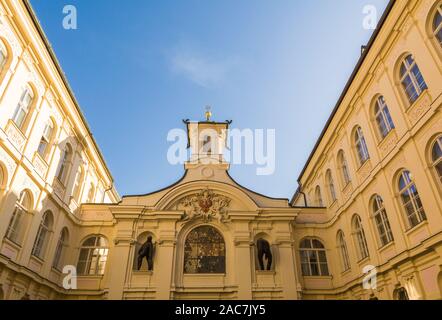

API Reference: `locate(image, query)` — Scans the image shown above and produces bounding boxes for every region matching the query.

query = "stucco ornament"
[179,188,231,223]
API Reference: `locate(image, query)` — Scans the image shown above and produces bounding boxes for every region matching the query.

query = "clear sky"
[29,0,389,199]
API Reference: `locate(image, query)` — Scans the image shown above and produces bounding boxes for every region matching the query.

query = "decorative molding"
[53,178,66,199]
[32,152,48,178]
[379,131,398,159]
[5,120,25,151]
[178,188,231,223]
[357,160,372,182]
[0,147,17,180]
[0,17,21,56]
[407,92,431,124]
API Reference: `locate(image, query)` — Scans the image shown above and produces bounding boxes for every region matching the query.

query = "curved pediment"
[156,181,259,215]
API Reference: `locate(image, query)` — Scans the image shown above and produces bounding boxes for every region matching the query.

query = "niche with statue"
[254,234,275,271]
[133,232,156,272]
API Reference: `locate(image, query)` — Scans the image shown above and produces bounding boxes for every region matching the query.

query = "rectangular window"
[12,89,33,130]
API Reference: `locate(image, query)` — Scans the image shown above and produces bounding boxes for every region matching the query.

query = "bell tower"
[183,107,231,170]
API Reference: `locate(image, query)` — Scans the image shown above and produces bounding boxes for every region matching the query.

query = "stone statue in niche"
[137,236,154,271]
[257,238,273,271]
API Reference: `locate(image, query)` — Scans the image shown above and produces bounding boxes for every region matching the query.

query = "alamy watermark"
[362,265,377,290]
[167,127,276,176]
[362,5,378,30]
[62,265,77,290]
[63,5,77,30]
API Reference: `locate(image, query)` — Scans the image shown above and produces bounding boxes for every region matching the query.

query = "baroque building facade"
[0,0,441,300]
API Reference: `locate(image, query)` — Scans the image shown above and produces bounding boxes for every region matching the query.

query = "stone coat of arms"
[179,188,231,223]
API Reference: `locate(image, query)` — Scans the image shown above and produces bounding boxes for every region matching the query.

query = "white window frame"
[77,236,109,276]
[338,151,351,186]
[337,231,351,272]
[399,170,427,229]
[355,127,370,166]
[432,137,442,185]
[372,195,394,247]
[374,96,395,139]
[352,215,370,261]
[37,120,54,160]
[5,191,31,245]
[52,229,68,270]
[433,5,442,47]
[12,87,33,130]
[399,55,427,104]
[0,42,7,72]
[299,238,329,277]
[326,170,337,203]
[32,212,52,259]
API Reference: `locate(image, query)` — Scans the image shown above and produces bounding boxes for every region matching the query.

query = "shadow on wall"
[0,136,87,300]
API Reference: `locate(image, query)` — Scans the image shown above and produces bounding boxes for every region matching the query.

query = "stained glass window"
[184,226,225,274]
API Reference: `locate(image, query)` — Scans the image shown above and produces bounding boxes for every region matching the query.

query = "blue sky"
[30,0,389,199]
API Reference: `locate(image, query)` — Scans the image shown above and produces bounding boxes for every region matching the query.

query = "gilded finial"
[205,105,212,122]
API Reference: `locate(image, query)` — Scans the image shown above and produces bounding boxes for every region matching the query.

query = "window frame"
[326,169,337,203]
[371,195,394,247]
[432,4,442,48]
[76,236,109,276]
[37,119,55,161]
[431,136,442,187]
[337,231,351,272]
[373,96,395,140]
[12,86,34,131]
[299,238,330,277]
[398,170,427,229]
[71,166,85,203]
[184,225,226,274]
[5,190,32,245]
[314,185,324,207]
[31,211,53,260]
[399,54,428,105]
[56,143,73,185]
[354,127,370,166]
[52,228,69,271]
[338,150,351,187]
[351,214,370,261]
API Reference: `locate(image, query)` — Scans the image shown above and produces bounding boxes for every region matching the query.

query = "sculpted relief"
[177,188,231,223]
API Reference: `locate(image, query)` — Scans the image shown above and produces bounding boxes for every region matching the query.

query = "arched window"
[53,228,69,270]
[12,86,33,130]
[398,170,427,228]
[72,167,84,202]
[326,170,337,203]
[394,287,409,300]
[202,135,212,155]
[299,238,329,276]
[5,190,32,245]
[351,215,369,260]
[86,183,95,203]
[0,40,7,74]
[431,136,442,185]
[433,4,442,47]
[338,150,351,186]
[32,211,53,259]
[399,54,428,104]
[337,231,351,272]
[374,96,395,139]
[315,186,324,207]
[184,226,225,274]
[354,127,370,166]
[0,164,5,190]
[372,195,394,247]
[77,236,109,276]
[37,119,55,160]
[56,144,73,184]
